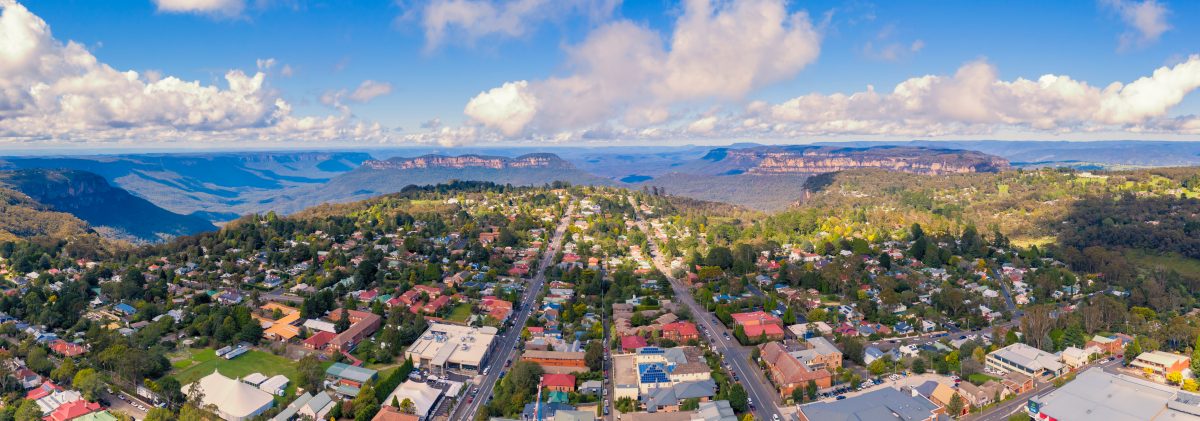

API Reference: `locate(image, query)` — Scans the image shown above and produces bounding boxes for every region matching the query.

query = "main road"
[628,197,784,421]
[454,201,576,421]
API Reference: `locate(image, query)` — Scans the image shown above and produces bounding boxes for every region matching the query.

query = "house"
[693,400,738,421]
[1000,371,1035,395]
[48,340,86,357]
[1060,347,1094,369]
[661,322,700,342]
[1086,335,1123,355]
[759,342,832,399]
[957,380,1009,408]
[272,391,336,421]
[791,337,843,371]
[542,374,576,393]
[579,380,603,396]
[621,335,649,353]
[730,311,785,340]
[43,400,104,421]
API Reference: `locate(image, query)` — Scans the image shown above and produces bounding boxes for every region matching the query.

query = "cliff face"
[363,153,574,171]
[713,146,1010,175]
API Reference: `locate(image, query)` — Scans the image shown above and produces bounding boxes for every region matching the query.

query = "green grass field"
[171,348,300,389]
[968,373,998,385]
[1125,249,1200,279]
[445,302,473,323]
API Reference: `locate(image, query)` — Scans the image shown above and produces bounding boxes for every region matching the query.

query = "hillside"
[263,153,611,214]
[0,169,216,242]
[0,151,370,221]
[0,185,91,242]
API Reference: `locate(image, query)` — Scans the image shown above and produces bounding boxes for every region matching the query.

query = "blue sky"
[3,0,1200,148]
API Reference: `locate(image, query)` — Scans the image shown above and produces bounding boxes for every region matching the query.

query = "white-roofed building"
[405,323,498,375]
[382,380,444,421]
[242,373,268,387]
[259,374,289,396]
[986,343,1066,378]
[36,390,82,414]
[303,319,337,333]
[1028,367,1200,421]
[183,370,275,421]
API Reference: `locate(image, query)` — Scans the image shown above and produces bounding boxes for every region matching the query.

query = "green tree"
[585,340,604,371]
[144,408,175,421]
[1191,335,1200,377]
[727,382,748,412]
[911,358,926,374]
[296,354,325,393]
[336,308,351,333]
[72,368,104,402]
[946,393,964,418]
[15,400,41,421]
[1125,340,1142,365]
[806,380,818,401]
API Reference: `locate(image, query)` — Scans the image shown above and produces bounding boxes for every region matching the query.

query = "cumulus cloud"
[1102,0,1171,50]
[463,0,821,137]
[152,0,245,17]
[0,0,389,145]
[412,0,620,51]
[740,56,1200,136]
[349,80,393,103]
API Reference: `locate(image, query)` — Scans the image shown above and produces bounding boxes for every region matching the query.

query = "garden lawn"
[967,373,998,385]
[445,303,473,323]
[171,348,300,388]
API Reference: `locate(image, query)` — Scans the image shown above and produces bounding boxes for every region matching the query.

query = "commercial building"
[521,350,588,373]
[182,371,275,421]
[1131,351,1192,379]
[405,323,498,375]
[1027,367,1200,420]
[985,343,1066,378]
[797,387,940,421]
[1087,335,1124,355]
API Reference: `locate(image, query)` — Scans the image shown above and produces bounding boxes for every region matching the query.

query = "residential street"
[453,203,575,421]
[628,199,785,421]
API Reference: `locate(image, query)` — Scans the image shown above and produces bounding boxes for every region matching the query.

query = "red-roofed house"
[620,335,649,353]
[423,295,451,314]
[759,342,832,398]
[527,327,545,337]
[541,374,576,392]
[412,285,443,298]
[731,311,785,341]
[662,322,700,342]
[49,340,86,358]
[43,399,103,421]
[303,331,336,351]
[481,296,513,321]
[25,381,62,401]
[396,290,421,307]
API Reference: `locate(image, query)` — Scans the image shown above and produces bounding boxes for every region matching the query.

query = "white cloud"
[742,56,1200,136]
[1102,0,1171,50]
[463,0,822,137]
[349,80,393,103]
[0,0,391,145]
[463,80,538,136]
[412,0,620,51]
[152,0,245,17]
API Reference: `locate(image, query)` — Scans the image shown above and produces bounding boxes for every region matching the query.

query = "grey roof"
[1032,368,1200,421]
[642,379,718,410]
[326,362,377,383]
[914,381,940,398]
[799,387,939,421]
[693,400,737,421]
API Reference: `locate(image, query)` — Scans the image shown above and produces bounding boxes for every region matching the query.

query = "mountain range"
[0,169,215,242]
[10,140,1197,236]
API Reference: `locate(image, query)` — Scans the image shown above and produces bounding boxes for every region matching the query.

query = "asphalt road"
[628,199,784,421]
[454,202,575,421]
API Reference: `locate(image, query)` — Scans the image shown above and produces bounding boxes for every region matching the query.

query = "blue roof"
[114,303,136,314]
[638,346,664,355]
[638,362,671,384]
